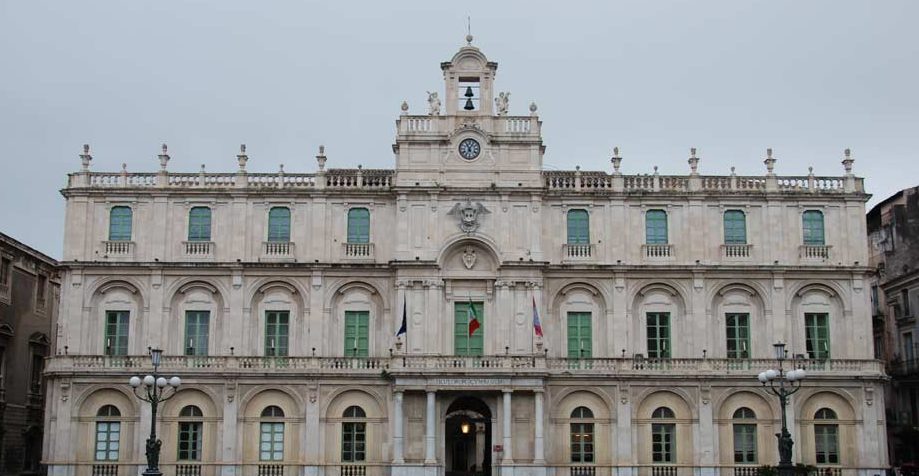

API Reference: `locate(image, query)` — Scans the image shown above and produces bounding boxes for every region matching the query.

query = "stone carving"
[495,92,510,115]
[448,200,490,233]
[426,91,441,116]
[462,247,477,269]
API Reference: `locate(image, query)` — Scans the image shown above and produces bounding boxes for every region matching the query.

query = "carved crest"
[462,247,477,269]
[448,200,490,233]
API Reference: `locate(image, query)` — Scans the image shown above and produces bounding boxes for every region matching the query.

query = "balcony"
[563,243,595,261]
[102,240,134,258]
[721,244,752,259]
[642,244,673,259]
[343,242,374,260]
[261,241,295,261]
[800,244,831,261]
[183,241,214,258]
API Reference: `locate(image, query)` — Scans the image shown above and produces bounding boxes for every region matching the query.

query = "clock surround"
[458,138,481,160]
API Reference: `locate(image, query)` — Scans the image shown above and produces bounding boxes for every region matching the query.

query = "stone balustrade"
[721,244,752,259]
[183,241,214,257]
[396,115,539,136]
[343,242,374,259]
[102,240,134,256]
[800,244,832,260]
[563,243,594,260]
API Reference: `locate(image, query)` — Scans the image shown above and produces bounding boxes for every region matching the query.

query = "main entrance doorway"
[445,396,492,476]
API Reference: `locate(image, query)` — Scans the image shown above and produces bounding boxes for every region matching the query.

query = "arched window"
[723,210,747,245]
[95,405,121,461]
[259,406,285,461]
[802,210,825,246]
[342,406,366,462]
[651,407,676,464]
[567,209,590,245]
[347,208,370,244]
[108,207,133,241]
[732,407,757,463]
[814,408,839,464]
[267,207,291,242]
[178,405,203,461]
[188,207,212,242]
[645,210,668,245]
[570,406,594,463]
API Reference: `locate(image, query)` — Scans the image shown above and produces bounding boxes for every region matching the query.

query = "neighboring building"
[867,186,919,466]
[0,232,59,476]
[44,40,887,476]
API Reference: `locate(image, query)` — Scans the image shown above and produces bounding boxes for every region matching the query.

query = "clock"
[458,138,481,160]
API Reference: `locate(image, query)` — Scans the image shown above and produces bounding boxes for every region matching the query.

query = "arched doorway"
[445,396,492,476]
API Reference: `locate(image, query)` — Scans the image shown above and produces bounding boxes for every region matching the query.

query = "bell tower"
[442,35,498,116]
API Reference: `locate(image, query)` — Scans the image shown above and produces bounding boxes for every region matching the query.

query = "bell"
[464,98,475,110]
[464,86,474,98]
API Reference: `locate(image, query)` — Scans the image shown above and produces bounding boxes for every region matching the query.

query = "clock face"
[458,138,481,160]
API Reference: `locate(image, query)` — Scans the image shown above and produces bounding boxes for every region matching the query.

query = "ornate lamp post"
[128,348,181,476]
[757,342,807,476]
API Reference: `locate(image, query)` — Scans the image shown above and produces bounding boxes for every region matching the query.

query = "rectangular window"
[647,312,671,358]
[341,422,366,462]
[264,311,290,356]
[733,424,757,463]
[30,353,43,393]
[104,311,130,356]
[177,422,203,461]
[108,206,133,241]
[36,274,47,306]
[95,421,121,461]
[570,422,594,463]
[646,210,668,245]
[726,313,751,359]
[259,422,284,461]
[805,313,830,359]
[267,207,291,242]
[184,311,210,356]
[904,332,915,362]
[567,312,592,358]
[724,210,747,244]
[344,311,369,357]
[803,210,825,246]
[188,207,212,242]
[814,424,839,464]
[567,210,590,245]
[347,208,371,244]
[902,290,911,317]
[651,423,675,463]
[454,301,484,356]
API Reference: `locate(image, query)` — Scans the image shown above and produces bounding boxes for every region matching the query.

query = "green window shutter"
[567,312,592,358]
[177,422,202,461]
[347,208,370,244]
[566,209,590,245]
[805,313,830,359]
[803,210,825,245]
[724,210,747,244]
[184,311,210,356]
[188,207,212,242]
[733,423,757,463]
[647,312,671,358]
[267,207,291,242]
[108,207,133,241]
[104,311,130,356]
[646,210,668,245]
[454,302,484,356]
[259,422,285,461]
[726,313,751,359]
[342,422,366,462]
[265,311,290,356]
[95,422,121,461]
[344,311,370,357]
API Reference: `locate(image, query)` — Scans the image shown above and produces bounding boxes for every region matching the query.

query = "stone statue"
[145,438,162,470]
[776,431,793,463]
[495,92,510,115]
[426,91,441,116]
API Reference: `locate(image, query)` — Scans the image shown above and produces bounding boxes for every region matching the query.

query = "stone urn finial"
[611,146,622,175]
[688,147,700,175]
[529,102,538,116]
[400,101,409,115]
[237,144,248,172]
[80,143,92,172]
[158,143,170,171]
[764,148,776,175]
[316,145,327,172]
[842,148,854,175]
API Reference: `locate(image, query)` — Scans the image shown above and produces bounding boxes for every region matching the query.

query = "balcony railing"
[91,464,119,476]
[722,244,752,259]
[102,241,134,257]
[800,245,831,261]
[256,464,285,476]
[343,242,374,259]
[176,464,202,476]
[262,241,294,260]
[339,465,367,476]
[563,243,594,260]
[731,466,758,476]
[183,241,214,257]
[643,244,673,259]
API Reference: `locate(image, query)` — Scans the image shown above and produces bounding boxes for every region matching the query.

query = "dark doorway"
[445,396,492,476]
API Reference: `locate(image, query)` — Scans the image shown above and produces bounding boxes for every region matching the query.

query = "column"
[393,390,405,464]
[502,390,514,463]
[534,390,545,463]
[425,390,436,463]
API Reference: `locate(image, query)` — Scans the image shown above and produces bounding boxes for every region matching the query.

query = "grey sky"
[1,0,917,259]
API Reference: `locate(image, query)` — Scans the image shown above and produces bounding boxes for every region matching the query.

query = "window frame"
[346,207,371,244]
[645,209,669,245]
[567,312,592,359]
[726,313,751,359]
[646,312,671,359]
[177,405,204,462]
[723,210,747,245]
[569,406,595,463]
[805,312,831,359]
[344,310,370,357]
[814,408,839,465]
[264,311,290,357]
[187,207,212,242]
[184,311,210,356]
[732,407,757,464]
[454,301,484,356]
[267,207,291,243]
[104,311,130,356]
[108,206,133,242]
[651,407,676,464]
[341,406,367,462]
[802,210,826,246]
[259,406,285,462]
[566,209,590,245]
[94,405,122,462]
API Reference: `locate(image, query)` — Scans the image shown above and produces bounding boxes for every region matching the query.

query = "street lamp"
[757,342,806,476]
[129,348,181,476]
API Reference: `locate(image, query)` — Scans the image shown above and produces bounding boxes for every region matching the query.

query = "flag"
[396,297,407,337]
[532,296,543,337]
[467,298,481,336]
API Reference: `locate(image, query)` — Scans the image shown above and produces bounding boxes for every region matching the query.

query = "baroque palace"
[44,40,886,476]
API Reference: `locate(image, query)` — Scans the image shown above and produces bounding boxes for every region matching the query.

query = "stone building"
[43,40,887,476]
[1,232,59,475]
[867,186,919,466]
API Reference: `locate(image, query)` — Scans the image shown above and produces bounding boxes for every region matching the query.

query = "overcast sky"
[1,0,917,259]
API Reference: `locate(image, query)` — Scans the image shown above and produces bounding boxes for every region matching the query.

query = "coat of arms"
[448,200,490,233]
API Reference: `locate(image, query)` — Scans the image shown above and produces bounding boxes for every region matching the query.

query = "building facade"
[44,42,886,476]
[1,232,59,476]
[867,186,919,466]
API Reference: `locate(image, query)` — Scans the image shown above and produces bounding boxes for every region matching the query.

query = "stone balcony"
[342,242,375,260]
[261,241,295,261]
[101,240,134,258]
[182,241,214,258]
[562,243,594,261]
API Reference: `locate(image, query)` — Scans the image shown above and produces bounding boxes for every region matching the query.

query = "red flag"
[467,300,480,336]
[532,296,544,337]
